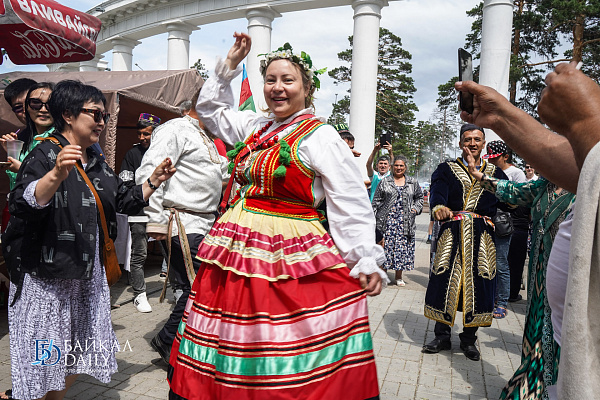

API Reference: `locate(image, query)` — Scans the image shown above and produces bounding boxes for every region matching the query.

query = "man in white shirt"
[483,141,527,183]
[136,90,229,365]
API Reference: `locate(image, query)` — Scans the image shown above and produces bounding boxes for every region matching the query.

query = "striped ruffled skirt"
[167,205,380,400]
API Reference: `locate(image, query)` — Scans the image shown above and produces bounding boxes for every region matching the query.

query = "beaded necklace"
[249,121,276,149]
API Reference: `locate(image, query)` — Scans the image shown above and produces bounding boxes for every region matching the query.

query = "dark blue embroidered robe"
[424,158,508,327]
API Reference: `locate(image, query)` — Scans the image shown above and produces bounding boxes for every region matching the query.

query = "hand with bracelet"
[432,204,453,221]
[142,157,176,200]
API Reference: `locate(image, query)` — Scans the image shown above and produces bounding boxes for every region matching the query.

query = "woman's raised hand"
[225,32,252,71]
[54,145,82,181]
[149,157,176,185]
[142,158,176,201]
[463,146,484,181]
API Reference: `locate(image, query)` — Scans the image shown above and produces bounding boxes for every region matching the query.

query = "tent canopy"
[0,69,203,213]
[0,69,204,169]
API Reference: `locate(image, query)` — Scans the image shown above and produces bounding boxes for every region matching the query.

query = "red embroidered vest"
[231,119,324,220]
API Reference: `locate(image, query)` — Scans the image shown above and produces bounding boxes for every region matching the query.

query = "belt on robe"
[442,211,494,228]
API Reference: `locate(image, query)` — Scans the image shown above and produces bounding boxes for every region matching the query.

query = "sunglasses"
[80,108,110,124]
[525,166,532,169]
[11,103,24,113]
[27,98,50,111]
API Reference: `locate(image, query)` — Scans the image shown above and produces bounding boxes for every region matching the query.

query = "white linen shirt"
[196,58,385,271]
[136,116,229,236]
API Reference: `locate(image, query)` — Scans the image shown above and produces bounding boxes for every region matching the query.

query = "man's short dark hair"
[49,80,106,134]
[376,155,390,163]
[504,145,514,163]
[460,123,485,139]
[136,120,156,130]
[338,131,355,142]
[4,78,37,106]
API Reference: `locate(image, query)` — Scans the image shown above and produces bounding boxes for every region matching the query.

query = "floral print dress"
[382,184,415,271]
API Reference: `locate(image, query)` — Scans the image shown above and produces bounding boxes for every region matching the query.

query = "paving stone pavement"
[0,213,528,399]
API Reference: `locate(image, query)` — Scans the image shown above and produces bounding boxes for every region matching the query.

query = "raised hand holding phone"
[458,48,474,114]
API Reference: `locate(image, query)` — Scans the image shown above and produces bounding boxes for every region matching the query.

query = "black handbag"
[493,210,514,237]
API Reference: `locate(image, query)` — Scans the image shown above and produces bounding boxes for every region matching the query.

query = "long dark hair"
[22,82,55,151]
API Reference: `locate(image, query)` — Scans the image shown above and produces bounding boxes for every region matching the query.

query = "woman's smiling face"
[263,59,308,122]
[27,88,53,133]
[393,159,407,178]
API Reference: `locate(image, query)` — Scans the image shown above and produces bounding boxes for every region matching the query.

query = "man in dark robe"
[423,124,507,361]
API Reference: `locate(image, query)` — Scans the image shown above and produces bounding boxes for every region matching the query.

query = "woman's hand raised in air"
[225,32,252,71]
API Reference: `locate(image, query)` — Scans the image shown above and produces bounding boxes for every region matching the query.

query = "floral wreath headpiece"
[259,43,327,90]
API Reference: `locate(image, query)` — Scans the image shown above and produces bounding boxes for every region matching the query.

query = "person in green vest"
[1,82,55,190]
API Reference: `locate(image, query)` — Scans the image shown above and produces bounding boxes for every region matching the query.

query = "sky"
[1,0,481,124]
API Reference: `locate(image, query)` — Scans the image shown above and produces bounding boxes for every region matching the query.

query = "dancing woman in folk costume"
[167,32,387,400]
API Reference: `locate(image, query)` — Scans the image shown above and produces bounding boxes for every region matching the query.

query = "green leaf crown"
[259,43,327,90]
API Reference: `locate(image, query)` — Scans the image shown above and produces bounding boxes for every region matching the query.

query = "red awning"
[0,0,101,65]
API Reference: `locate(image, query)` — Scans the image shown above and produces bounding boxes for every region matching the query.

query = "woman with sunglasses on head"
[168,33,386,400]
[3,80,176,400]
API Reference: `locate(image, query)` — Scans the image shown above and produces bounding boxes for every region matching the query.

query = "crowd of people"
[0,29,599,400]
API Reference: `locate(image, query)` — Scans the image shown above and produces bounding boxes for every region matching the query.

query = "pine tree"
[538,0,600,82]
[191,58,209,80]
[328,27,418,153]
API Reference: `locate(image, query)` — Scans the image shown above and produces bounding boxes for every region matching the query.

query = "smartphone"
[379,132,391,147]
[458,48,474,114]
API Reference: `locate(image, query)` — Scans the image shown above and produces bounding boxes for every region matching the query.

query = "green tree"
[328,27,418,152]
[538,0,600,82]
[465,0,600,117]
[428,77,463,162]
[465,1,553,117]
[191,58,209,80]
[327,95,350,125]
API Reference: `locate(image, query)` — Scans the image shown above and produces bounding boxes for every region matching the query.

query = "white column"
[479,0,514,142]
[349,0,387,178]
[79,54,106,71]
[166,22,197,70]
[46,63,79,72]
[246,7,280,111]
[111,37,140,71]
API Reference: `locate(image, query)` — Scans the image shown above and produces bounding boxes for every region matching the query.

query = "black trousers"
[508,227,529,299]
[434,321,478,346]
[157,233,204,347]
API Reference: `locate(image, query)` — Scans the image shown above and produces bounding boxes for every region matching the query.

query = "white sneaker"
[134,292,152,313]
[396,279,406,287]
